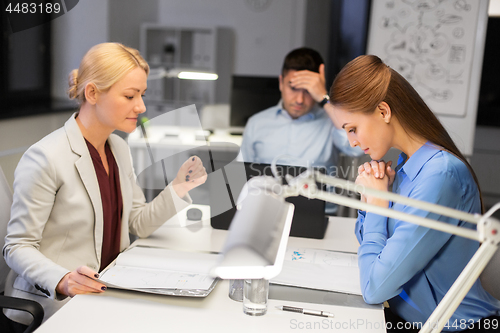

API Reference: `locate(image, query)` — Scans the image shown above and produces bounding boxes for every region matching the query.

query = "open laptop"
[209,162,328,239]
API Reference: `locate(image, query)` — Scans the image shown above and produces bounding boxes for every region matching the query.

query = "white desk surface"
[36,205,386,333]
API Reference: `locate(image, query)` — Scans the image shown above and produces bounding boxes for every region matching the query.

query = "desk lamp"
[213,165,500,333]
[211,175,295,280]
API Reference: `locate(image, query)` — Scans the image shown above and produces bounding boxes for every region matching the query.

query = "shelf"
[140,24,218,113]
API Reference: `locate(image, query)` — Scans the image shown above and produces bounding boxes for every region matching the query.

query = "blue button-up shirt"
[355,143,500,330]
[239,102,362,175]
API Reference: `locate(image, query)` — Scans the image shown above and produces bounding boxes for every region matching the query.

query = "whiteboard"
[366,0,489,155]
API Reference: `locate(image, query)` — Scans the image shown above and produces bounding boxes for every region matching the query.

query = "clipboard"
[99,246,221,297]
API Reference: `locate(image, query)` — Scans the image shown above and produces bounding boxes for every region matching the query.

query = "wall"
[108,0,159,50]
[51,0,109,100]
[304,0,331,64]
[156,0,307,77]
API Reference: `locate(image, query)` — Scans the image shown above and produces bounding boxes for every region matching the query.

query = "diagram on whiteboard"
[367,0,482,117]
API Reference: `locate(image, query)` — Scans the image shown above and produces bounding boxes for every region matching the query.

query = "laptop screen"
[209,162,328,239]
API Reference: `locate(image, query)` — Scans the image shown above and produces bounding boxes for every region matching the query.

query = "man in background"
[240,47,362,175]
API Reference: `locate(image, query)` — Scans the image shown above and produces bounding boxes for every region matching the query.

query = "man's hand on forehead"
[289,64,327,103]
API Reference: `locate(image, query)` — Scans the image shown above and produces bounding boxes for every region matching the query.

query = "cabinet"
[140,24,217,123]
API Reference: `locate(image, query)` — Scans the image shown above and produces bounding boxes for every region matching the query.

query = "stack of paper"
[271,247,362,295]
[99,246,221,297]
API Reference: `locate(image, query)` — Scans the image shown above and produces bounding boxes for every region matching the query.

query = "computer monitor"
[229,76,281,127]
[210,162,328,239]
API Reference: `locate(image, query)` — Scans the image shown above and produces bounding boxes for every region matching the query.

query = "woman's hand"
[358,160,395,186]
[355,160,395,208]
[171,156,207,198]
[56,266,106,297]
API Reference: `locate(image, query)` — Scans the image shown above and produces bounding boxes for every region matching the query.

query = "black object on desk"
[210,162,328,239]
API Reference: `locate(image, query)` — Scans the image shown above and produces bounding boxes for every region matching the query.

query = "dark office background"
[1,0,499,128]
[476,17,500,127]
[0,11,52,119]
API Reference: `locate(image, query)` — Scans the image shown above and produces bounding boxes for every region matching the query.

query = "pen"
[276,305,335,318]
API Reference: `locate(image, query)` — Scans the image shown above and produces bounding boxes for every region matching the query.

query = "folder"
[99,246,220,297]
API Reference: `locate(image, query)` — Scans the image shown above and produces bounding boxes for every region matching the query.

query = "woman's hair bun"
[67,69,79,100]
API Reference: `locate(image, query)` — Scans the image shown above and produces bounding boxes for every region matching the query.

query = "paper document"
[99,246,221,296]
[271,248,362,295]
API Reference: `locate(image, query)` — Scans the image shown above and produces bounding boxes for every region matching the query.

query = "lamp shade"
[211,176,294,280]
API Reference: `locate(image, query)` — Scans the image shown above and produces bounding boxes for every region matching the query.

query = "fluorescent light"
[148,68,219,81]
[177,71,218,80]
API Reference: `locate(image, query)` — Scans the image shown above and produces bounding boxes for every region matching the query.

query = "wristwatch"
[319,94,330,108]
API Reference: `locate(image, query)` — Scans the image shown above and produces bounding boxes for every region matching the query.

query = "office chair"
[480,237,500,300]
[0,167,44,333]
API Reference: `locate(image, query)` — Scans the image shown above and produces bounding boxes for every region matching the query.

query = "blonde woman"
[3,43,207,327]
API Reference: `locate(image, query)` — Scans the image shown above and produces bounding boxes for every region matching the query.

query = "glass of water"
[228,279,244,301]
[243,279,269,316]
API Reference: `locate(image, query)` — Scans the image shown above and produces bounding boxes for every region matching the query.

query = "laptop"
[209,162,329,239]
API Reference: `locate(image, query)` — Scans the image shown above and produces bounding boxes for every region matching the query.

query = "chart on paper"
[271,248,361,295]
[290,248,358,267]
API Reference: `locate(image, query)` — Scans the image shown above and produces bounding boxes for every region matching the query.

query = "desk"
[35,205,386,333]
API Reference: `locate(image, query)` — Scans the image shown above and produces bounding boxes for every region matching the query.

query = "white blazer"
[3,114,191,324]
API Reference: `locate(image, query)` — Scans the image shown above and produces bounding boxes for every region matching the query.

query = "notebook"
[209,162,329,239]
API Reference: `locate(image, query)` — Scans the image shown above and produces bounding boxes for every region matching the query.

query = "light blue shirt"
[240,102,362,174]
[355,143,500,330]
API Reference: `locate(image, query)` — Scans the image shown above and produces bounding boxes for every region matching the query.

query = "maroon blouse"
[85,139,123,271]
